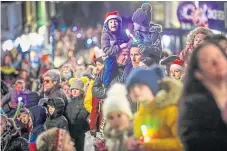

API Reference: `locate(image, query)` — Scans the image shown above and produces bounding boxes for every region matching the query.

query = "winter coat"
[44,84,68,109]
[134,78,183,151]
[84,79,94,113]
[45,98,69,131]
[90,97,103,131]
[2,134,29,151]
[29,105,47,143]
[92,64,126,99]
[66,96,89,138]
[101,25,129,57]
[134,23,162,63]
[104,121,134,151]
[178,90,227,151]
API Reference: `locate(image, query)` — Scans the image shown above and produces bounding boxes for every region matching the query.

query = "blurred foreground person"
[0,114,29,151]
[178,41,227,151]
[126,66,183,151]
[36,128,75,151]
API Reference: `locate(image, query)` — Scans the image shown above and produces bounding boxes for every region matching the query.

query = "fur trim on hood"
[154,78,183,108]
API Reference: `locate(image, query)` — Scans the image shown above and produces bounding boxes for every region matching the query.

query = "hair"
[15,79,25,88]
[183,40,226,97]
[17,108,30,118]
[187,27,213,48]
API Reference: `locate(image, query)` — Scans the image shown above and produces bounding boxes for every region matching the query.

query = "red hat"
[170,59,184,71]
[104,11,122,24]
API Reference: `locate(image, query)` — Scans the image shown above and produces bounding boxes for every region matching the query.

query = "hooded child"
[132,3,162,64]
[45,97,69,130]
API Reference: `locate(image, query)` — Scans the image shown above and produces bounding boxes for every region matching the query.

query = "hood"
[149,23,162,33]
[30,105,47,127]
[48,97,65,118]
[154,78,183,108]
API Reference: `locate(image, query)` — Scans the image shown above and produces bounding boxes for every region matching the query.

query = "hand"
[125,137,142,150]
[9,101,18,108]
[120,43,128,49]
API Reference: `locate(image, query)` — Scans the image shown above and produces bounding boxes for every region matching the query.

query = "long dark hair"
[183,41,227,97]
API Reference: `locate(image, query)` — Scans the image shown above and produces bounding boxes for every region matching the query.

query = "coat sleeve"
[144,106,183,151]
[92,76,107,99]
[58,117,69,131]
[84,80,94,113]
[1,91,11,105]
[101,32,121,56]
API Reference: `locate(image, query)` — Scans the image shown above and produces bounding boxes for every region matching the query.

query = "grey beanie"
[70,79,84,91]
[132,3,152,27]
[43,69,61,84]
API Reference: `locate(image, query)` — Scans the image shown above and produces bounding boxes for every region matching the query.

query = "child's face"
[193,33,206,49]
[170,68,183,80]
[48,105,55,115]
[107,111,130,132]
[129,84,154,104]
[108,19,119,32]
[71,89,82,97]
[18,113,30,125]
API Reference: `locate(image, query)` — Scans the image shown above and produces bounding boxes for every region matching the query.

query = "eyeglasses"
[43,79,52,84]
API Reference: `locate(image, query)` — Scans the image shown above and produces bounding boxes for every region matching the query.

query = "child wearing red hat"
[101,11,129,88]
[170,59,185,81]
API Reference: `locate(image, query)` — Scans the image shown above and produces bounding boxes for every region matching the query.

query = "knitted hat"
[140,57,155,67]
[132,3,152,27]
[170,59,184,72]
[104,11,122,24]
[70,79,84,91]
[36,128,68,151]
[43,69,61,84]
[103,83,132,119]
[126,65,165,96]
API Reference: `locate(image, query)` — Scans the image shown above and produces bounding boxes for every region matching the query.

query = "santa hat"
[103,83,132,119]
[170,59,184,72]
[104,11,122,24]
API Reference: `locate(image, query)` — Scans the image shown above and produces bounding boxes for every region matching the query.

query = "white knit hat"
[102,83,133,119]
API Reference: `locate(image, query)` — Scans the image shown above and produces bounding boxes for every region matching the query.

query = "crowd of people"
[1,3,227,151]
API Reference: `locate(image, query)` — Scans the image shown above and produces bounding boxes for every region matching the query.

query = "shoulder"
[149,23,162,33]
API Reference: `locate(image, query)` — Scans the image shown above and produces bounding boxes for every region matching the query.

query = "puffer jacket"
[66,96,89,139]
[84,79,94,113]
[45,97,68,131]
[134,78,183,151]
[101,24,129,57]
[134,23,162,63]
[92,64,126,99]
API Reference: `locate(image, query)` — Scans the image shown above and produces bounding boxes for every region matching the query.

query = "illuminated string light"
[76,33,82,38]
[87,38,93,45]
[2,40,14,51]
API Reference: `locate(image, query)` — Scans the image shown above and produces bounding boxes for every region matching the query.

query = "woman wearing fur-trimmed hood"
[125,66,183,151]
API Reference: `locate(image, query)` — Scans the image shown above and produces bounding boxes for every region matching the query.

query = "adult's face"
[116,48,129,65]
[95,62,104,74]
[196,44,227,81]
[130,47,142,67]
[43,76,56,92]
